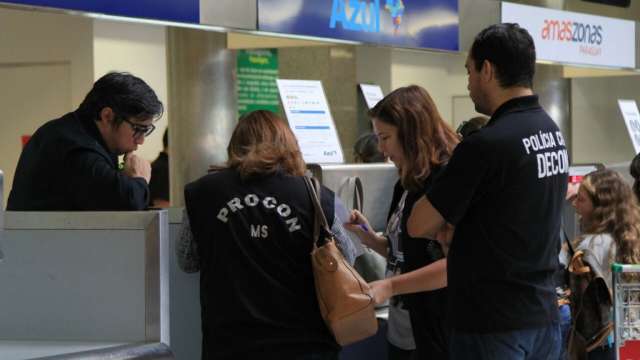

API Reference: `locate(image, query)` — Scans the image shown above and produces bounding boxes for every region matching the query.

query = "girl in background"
[569,169,640,360]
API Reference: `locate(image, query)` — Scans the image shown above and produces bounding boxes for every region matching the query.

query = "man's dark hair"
[77,72,164,125]
[162,128,168,149]
[470,23,536,88]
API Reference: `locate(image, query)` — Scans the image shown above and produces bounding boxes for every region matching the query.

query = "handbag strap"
[336,176,364,212]
[303,176,332,248]
[352,176,364,213]
[563,229,575,257]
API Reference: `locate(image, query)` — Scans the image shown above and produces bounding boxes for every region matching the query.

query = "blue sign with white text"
[258,0,458,51]
[0,0,199,23]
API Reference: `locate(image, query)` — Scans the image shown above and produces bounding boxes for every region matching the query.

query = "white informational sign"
[618,99,640,154]
[359,84,385,109]
[502,2,635,69]
[276,79,344,164]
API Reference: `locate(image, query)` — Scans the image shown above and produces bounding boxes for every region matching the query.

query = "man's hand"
[123,152,151,183]
[369,279,393,305]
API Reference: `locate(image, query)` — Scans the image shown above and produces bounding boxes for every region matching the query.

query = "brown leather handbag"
[303,176,378,346]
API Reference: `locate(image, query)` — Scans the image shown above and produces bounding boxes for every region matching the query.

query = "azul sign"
[502,2,635,68]
[330,0,381,33]
[258,0,458,51]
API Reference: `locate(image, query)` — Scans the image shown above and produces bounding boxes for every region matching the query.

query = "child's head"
[575,169,640,265]
[576,170,634,228]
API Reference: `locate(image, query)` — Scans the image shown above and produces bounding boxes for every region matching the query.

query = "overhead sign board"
[501,2,635,69]
[258,0,459,51]
[0,0,199,23]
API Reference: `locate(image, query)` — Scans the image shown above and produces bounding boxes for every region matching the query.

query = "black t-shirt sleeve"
[426,137,490,225]
[66,149,149,210]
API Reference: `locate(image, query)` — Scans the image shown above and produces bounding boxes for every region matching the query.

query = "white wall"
[0,7,93,203]
[572,75,640,164]
[356,46,392,95]
[390,49,482,127]
[0,8,94,106]
[93,20,168,162]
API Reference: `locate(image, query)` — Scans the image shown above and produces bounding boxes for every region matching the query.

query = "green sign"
[237,49,280,116]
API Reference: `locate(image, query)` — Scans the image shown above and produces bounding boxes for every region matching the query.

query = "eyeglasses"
[123,118,155,138]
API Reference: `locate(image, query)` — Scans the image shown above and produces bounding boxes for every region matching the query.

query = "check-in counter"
[0,163,396,359]
[307,163,398,232]
[307,164,396,360]
[0,210,170,360]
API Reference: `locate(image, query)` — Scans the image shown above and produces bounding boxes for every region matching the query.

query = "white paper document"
[618,99,640,154]
[277,79,344,164]
[359,84,384,109]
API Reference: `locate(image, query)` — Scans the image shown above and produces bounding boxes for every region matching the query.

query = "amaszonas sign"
[502,2,635,69]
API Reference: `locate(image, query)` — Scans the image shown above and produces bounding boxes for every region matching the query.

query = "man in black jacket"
[7,72,163,211]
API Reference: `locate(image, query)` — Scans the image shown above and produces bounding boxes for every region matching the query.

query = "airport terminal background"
[1,0,640,358]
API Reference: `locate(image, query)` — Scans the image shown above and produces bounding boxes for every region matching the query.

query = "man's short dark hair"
[470,23,536,88]
[77,72,164,125]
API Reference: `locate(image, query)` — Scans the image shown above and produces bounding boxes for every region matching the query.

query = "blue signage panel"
[258,0,458,51]
[0,0,199,23]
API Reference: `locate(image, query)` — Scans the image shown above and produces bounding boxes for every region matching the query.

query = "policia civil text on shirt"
[7,72,163,211]
[177,110,360,360]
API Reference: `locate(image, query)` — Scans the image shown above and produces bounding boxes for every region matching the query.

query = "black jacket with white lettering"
[427,95,568,332]
[184,168,338,359]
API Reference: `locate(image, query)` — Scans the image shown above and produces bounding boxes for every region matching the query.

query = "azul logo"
[330,0,380,33]
[385,0,405,33]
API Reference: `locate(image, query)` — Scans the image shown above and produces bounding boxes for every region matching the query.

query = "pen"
[358,224,369,232]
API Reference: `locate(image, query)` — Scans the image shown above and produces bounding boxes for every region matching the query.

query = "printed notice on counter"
[618,99,640,154]
[276,79,344,163]
[359,84,384,109]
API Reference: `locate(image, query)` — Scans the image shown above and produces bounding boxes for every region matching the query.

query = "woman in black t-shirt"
[346,85,458,359]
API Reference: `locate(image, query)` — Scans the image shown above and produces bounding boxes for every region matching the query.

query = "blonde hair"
[580,170,640,267]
